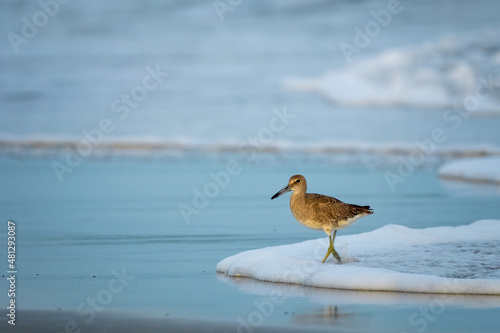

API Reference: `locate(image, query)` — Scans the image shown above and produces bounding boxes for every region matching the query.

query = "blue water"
[1,1,500,332]
[0,154,499,333]
[1,0,500,149]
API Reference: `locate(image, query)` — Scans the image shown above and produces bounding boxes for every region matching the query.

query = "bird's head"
[271,174,307,200]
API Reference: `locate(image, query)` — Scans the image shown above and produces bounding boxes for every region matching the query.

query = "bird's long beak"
[271,184,291,200]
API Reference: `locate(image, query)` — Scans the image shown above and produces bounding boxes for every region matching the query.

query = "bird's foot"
[321,246,342,264]
[331,248,342,263]
[321,248,331,263]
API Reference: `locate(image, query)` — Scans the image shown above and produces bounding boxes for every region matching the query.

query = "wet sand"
[2,310,338,333]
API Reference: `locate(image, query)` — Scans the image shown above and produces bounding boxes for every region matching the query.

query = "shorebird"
[271,175,373,263]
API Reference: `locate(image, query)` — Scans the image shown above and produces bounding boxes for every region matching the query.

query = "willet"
[271,175,373,263]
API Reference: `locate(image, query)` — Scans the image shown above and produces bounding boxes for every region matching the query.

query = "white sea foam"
[216,220,500,295]
[286,31,500,112]
[439,157,500,184]
[1,135,500,159]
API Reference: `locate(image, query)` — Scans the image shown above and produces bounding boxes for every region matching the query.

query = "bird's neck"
[290,190,306,203]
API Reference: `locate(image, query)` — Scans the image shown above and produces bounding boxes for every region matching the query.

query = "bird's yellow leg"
[331,230,341,262]
[321,231,341,263]
[321,238,332,263]
[330,247,341,263]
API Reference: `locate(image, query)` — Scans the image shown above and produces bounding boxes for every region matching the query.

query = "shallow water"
[0,153,499,332]
[361,240,500,279]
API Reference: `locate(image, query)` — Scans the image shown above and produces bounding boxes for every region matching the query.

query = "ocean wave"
[1,136,499,159]
[439,157,500,184]
[286,30,500,112]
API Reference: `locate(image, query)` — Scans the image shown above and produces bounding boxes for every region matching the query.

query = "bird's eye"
[296,179,300,183]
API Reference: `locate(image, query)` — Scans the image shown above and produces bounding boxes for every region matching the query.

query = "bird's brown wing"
[305,193,373,221]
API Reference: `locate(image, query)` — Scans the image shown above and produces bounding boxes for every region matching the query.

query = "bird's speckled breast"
[292,213,325,231]
[289,195,325,231]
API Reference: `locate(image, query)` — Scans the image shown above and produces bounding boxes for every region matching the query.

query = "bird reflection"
[292,305,354,325]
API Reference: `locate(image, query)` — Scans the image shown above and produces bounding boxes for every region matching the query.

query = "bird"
[271,175,373,263]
